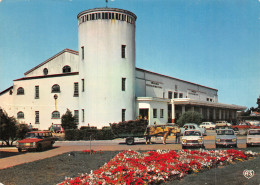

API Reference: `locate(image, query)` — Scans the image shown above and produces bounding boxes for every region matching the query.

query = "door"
[139,108,149,120]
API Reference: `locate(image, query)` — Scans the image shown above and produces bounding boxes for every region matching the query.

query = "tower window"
[17,87,24,95]
[52,111,60,119]
[52,84,60,93]
[35,86,39,99]
[17,111,24,119]
[81,46,84,60]
[122,78,126,91]
[82,109,85,122]
[82,79,85,92]
[179,93,183,98]
[122,109,126,122]
[74,82,79,97]
[63,65,71,73]
[121,45,126,58]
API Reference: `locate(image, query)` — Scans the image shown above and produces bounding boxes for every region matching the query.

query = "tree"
[177,111,202,127]
[61,109,77,130]
[0,108,18,146]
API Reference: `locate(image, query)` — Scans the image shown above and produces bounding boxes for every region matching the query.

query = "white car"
[247,129,260,147]
[215,129,237,148]
[180,123,206,136]
[200,122,216,130]
[181,130,204,149]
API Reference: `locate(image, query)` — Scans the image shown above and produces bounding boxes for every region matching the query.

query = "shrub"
[0,109,17,146]
[177,111,202,127]
[61,109,77,130]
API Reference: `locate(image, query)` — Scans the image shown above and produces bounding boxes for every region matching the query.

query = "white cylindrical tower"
[77,8,137,128]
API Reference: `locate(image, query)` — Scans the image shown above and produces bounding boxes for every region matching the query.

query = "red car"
[232,123,260,131]
[16,131,55,152]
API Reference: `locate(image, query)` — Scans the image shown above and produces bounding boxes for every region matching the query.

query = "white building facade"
[0,8,246,130]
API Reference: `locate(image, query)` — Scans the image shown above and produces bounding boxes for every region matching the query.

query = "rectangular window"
[174,92,178,98]
[81,46,84,60]
[122,109,126,122]
[121,45,126,58]
[179,93,183,98]
[153,109,157,118]
[160,109,164,118]
[35,111,39,124]
[82,109,85,122]
[35,86,39,99]
[74,82,79,97]
[82,79,85,92]
[122,78,126,91]
[168,91,172,99]
[74,110,79,123]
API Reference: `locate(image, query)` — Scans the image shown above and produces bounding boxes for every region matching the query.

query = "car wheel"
[182,145,186,149]
[216,144,219,148]
[36,144,43,152]
[201,145,205,149]
[18,148,22,153]
[126,137,135,145]
[246,144,250,148]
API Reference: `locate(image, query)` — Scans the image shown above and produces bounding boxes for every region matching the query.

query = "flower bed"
[59,149,258,185]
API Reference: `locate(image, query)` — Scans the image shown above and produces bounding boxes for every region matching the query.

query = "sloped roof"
[24,49,78,75]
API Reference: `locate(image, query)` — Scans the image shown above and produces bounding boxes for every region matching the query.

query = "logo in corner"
[243,169,255,179]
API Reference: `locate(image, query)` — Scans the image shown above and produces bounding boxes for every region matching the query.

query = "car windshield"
[184,131,201,136]
[25,132,43,139]
[248,130,260,135]
[217,130,234,135]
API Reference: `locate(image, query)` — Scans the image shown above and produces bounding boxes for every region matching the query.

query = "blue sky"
[0,0,259,109]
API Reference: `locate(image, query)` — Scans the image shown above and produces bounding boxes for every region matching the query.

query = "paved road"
[0,130,250,170]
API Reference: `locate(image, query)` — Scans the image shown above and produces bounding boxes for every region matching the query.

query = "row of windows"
[168,91,183,99]
[207,98,214,102]
[20,110,79,124]
[43,65,71,76]
[153,109,164,119]
[79,12,135,24]
[81,45,126,60]
[17,111,61,119]
[15,77,125,97]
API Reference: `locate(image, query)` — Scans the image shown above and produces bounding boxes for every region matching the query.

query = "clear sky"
[0,0,259,109]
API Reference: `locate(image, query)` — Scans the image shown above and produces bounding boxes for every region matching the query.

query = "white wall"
[78,9,136,128]
[25,51,79,77]
[136,69,218,102]
[10,75,79,130]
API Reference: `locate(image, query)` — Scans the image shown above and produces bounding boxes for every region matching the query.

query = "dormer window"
[62,65,71,73]
[43,68,48,75]
[52,84,60,93]
[17,87,24,95]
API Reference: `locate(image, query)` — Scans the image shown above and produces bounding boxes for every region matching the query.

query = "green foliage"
[0,109,18,146]
[16,124,30,140]
[177,111,202,127]
[110,119,148,136]
[64,127,114,141]
[61,109,77,130]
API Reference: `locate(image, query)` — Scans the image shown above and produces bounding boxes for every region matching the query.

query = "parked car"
[199,122,216,130]
[215,122,233,131]
[232,122,260,132]
[16,131,55,152]
[215,129,237,148]
[181,130,204,149]
[180,123,206,136]
[246,129,260,147]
